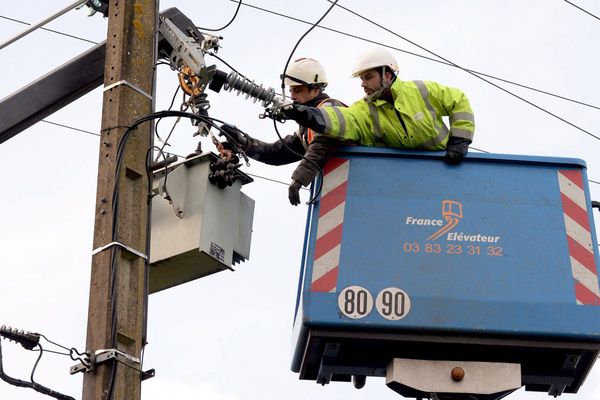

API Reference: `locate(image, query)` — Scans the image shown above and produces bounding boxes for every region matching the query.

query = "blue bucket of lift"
[291,147,600,398]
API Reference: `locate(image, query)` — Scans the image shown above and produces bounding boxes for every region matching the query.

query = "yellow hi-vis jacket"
[316,78,475,150]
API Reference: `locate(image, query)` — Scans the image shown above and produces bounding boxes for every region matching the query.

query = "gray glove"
[220,124,250,150]
[444,136,470,165]
[288,180,302,206]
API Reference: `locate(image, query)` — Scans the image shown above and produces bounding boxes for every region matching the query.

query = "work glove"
[274,103,310,124]
[219,123,250,150]
[444,136,470,165]
[288,180,302,206]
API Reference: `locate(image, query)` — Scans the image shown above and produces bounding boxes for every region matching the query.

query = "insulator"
[223,72,279,108]
[0,325,40,350]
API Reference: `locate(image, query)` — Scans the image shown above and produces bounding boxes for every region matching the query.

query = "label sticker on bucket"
[338,286,373,319]
[375,287,411,320]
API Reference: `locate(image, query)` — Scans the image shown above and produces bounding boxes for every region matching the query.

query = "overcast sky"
[1,1,600,399]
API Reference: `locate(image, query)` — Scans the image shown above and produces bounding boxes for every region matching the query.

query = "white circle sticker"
[338,286,373,319]
[375,287,411,320]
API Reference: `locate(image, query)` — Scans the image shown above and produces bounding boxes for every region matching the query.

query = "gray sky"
[1,1,599,399]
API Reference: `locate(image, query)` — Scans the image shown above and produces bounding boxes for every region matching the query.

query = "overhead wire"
[226,0,600,111]
[0,14,99,45]
[4,4,598,115]
[41,119,100,137]
[563,0,600,21]
[324,0,600,142]
[196,0,243,31]
[6,4,599,186]
[279,0,338,99]
[275,0,339,204]
[39,115,600,188]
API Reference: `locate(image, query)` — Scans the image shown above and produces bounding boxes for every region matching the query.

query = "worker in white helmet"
[221,58,346,205]
[279,48,475,164]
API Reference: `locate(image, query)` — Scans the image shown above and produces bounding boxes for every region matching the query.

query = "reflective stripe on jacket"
[317,79,474,150]
[299,97,345,149]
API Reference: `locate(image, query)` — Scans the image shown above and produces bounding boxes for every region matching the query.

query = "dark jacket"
[245,92,345,186]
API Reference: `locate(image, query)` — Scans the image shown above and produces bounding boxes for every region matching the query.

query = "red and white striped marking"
[557,170,600,305]
[311,158,350,292]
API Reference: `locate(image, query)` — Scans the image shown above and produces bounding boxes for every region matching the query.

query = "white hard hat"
[282,58,328,87]
[351,48,399,77]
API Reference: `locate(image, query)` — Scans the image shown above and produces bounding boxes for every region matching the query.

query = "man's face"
[360,69,394,97]
[289,85,320,104]
[359,69,383,97]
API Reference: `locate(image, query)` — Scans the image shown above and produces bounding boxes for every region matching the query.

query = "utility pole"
[83,1,157,399]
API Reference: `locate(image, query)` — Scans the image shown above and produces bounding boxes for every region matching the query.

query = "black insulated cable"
[275,0,339,204]
[196,0,243,31]
[563,0,600,21]
[0,337,75,400]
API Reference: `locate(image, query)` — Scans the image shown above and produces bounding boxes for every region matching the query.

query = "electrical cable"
[0,338,75,400]
[325,0,600,142]
[41,119,100,137]
[32,348,70,357]
[563,0,600,21]
[147,145,173,202]
[4,5,597,109]
[279,0,338,100]
[272,0,339,204]
[40,116,324,192]
[196,0,243,31]
[30,344,43,385]
[245,172,310,190]
[0,14,99,45]
[40,113,600,192]
[227,0,600,110]
[154,85,180,152]
[206,51,248,79]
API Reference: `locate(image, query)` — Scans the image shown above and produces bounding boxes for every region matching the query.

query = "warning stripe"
[557,170,600,305]
[311,158,349,293]
[560,193,591,231]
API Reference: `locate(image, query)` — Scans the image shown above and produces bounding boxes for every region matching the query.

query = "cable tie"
[92,241,148,260]
[104,80,153,100]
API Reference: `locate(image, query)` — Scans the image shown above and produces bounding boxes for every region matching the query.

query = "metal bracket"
[70,348,153,380]
[103,80,153,100]
[92,241,148,260]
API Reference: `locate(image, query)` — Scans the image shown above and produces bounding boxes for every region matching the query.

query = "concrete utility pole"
[83,1,157,399]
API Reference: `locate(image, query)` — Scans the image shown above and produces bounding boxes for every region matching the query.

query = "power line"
[4,4,597,112]
[325,0,600,142]
[196,0,243,31]
[0,15,99,45]
[0,0,87,51]
[41,119,100,137]
[246,172,309,190]
[40,117,311,189]
[228,0,600,111]
[563,0,600,21]
[39,117,600,189]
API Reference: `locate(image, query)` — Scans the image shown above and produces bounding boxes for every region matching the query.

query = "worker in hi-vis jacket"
[278,48,475,164]
[220,58,346,206]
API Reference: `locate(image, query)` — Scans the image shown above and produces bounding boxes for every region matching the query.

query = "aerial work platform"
[291,147,600,399]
